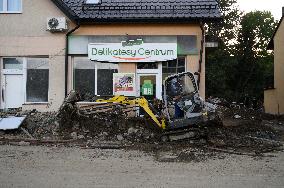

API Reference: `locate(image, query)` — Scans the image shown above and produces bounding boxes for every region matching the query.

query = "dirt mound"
[23,111,58,139]
[1,98,283,159]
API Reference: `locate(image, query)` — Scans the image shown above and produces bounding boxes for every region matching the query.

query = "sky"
[238,0,284,20]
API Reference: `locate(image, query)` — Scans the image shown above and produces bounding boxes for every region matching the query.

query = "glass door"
[137,74,159,116]
[138,75,157,101]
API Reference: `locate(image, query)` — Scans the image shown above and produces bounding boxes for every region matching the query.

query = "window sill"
[23,102,49,105]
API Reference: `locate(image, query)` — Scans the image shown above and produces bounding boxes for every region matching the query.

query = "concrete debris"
[127,127,138,135]
[78,135,85,139]
[234,115,242,119]
[70,132,78,140]
[18,141,31,146]
[116,134,124,141]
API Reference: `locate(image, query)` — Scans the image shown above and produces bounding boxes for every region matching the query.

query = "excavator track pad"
[161,128,206,142]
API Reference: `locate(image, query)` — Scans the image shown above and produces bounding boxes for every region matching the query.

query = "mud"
[1,104,284,163]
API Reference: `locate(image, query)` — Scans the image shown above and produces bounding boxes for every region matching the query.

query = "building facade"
[0,0,221,112]
[265,7,284,115]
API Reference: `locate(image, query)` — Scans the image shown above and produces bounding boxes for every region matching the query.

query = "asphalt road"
[0,145,283,188]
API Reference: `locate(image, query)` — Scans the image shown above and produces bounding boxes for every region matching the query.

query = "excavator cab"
[163,72,206,130]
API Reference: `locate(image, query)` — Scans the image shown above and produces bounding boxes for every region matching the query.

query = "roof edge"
[51,0,79,22]
[78,17,223,24]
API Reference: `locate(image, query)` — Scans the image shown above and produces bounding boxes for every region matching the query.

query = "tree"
[234,11,277,101]
[206,0,242,100]
[206,2,277,103]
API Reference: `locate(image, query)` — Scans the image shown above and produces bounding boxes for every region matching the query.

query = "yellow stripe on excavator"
[96,96,166,129]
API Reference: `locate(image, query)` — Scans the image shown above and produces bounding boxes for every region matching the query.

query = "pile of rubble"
[0,94,283,157]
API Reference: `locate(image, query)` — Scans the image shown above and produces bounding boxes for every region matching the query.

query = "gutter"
[65,22,81,96]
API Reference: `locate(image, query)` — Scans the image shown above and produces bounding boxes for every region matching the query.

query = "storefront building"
[0,0,221,112]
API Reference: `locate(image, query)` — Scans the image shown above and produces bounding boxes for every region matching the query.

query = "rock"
[82,127,90,133]
[78,135,85,139]
[18,141,30,146]
[157,152,178,162]
[127,127,138,135]
[102,132,108,136]
[70,132,78,139]
[234,115,241,119]
[117,134,124,141]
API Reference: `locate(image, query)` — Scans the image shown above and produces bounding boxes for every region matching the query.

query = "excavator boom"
[96,96,166,129]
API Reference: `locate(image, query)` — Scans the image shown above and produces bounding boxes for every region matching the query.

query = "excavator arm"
[96,96,166,129]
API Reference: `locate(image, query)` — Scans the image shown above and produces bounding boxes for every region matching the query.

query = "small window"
[137,62,158,69]
[26,58,49,102]
[3,58,23,69]
[162,57,186,81]
[0,0,22,13]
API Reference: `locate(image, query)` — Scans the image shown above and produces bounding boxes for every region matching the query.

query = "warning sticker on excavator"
[142,80,153,95]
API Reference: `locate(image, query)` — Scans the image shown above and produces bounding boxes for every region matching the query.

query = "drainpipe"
[197,21,205,88]
[65,22,81,96]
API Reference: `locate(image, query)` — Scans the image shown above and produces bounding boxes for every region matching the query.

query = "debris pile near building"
[0,94,283,158]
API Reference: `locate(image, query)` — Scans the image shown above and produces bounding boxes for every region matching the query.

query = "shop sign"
[113,73,136,96]
[141,80,153,96]
[88,42,177,62]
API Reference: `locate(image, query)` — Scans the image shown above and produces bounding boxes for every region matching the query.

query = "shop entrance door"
[137,74,162,116]
[136,62,162,116]
[138,74,157,101]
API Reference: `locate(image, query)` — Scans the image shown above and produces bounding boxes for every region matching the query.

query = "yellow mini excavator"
[79,72,217,142]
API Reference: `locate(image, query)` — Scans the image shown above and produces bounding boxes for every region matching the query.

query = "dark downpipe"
[65,22,81,96]
[197,22,205,88]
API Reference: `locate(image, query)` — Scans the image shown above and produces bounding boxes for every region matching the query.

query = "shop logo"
[121,39,144,47]
[88,42,177,62]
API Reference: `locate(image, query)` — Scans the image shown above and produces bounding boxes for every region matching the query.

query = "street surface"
[0,145,283,188]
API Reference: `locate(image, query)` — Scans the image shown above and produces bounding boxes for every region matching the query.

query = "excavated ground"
[0,105,284,163]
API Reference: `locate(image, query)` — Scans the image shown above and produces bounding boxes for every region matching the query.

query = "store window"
[0,0,22,13]
[162,57,186,81]
[26,58,49,102]
[97,63,118,96]
[73,57,118,99]
[74,57,96,99]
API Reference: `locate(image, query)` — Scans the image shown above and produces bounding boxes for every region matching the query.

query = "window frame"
[1,57,49,106]
[162,56,187,81]
[25,57,49,103]
[72,56,118,97]
[0,0,22,14]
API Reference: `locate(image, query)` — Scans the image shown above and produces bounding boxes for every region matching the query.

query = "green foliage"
[206,1,277,103]
[235,11,276,100]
